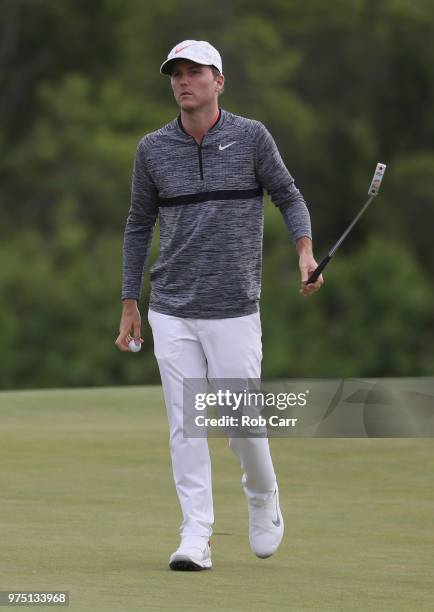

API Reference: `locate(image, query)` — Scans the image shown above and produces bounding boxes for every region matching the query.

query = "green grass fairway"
[1,387,433,611]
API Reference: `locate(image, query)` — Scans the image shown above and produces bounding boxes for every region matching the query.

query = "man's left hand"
[298,252,324,297]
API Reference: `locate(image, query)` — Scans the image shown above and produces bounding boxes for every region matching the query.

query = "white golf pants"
[147,308,277,538]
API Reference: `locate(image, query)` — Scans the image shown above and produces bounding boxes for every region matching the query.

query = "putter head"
[368,162,387,196]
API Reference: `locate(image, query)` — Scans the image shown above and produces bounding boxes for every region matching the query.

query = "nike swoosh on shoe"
[272,493,280,526]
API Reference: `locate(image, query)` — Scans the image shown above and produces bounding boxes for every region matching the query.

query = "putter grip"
[305,255,331,284]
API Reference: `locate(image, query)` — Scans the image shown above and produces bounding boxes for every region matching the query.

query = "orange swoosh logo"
[175,43,193,54]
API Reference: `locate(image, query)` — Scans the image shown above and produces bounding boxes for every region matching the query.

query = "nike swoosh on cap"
[219,142,236,151]
[175,44,193,54]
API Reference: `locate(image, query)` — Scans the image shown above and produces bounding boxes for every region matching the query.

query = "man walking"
[115,40,323,571]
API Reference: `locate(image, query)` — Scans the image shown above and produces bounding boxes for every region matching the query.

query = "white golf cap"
[160,40,222,75]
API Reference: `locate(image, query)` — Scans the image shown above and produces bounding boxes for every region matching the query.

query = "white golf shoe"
[246,486,284,558]
[169,536,212,571]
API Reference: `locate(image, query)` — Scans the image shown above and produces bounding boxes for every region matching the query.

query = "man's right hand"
[115,299,144,352]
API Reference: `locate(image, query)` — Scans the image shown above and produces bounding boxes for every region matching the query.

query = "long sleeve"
[254,122,312,243]
[121,140,158,300]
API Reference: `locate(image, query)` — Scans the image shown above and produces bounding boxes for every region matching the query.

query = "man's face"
[170,60,223,110]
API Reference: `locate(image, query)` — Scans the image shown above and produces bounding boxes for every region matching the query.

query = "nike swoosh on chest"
[219,141,237,151]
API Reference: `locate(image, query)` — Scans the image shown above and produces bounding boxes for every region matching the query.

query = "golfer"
[115,40,323,571]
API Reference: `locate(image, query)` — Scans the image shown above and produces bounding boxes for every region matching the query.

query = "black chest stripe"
[158,187,263,208]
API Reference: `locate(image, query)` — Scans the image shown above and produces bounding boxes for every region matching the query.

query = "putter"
[305,162,387,284]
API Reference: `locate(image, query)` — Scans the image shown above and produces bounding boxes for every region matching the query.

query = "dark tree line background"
[1,0,433,389]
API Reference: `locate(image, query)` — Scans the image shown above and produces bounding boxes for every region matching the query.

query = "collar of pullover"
[175,108,226,141]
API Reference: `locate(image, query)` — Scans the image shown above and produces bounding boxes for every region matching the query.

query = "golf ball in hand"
[128,339,142,353]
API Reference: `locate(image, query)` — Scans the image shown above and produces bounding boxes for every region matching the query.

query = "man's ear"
[216,74,225,92]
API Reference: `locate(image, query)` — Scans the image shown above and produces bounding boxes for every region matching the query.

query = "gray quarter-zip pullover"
[122,108,312,318]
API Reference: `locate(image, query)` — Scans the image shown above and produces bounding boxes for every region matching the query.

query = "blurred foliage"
[1,0,433,389]
[262,200,434,378]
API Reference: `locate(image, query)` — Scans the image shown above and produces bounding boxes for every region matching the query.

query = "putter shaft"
[306,163,386,285]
